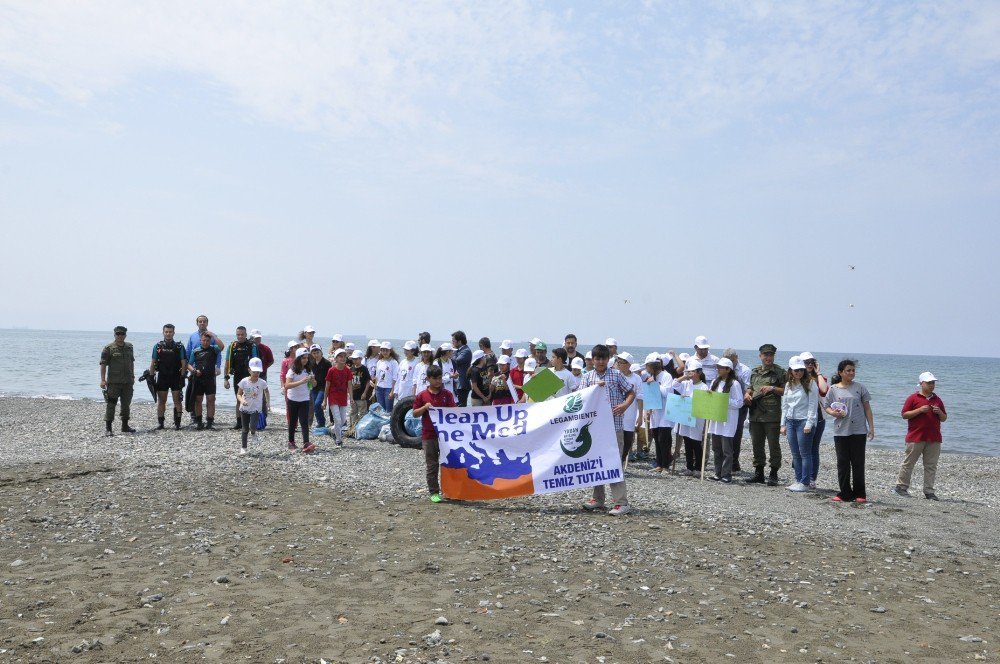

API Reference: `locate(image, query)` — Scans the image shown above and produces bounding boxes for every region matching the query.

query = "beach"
[1,397,998,663]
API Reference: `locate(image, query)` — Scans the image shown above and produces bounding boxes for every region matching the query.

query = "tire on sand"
[390,396,422,449]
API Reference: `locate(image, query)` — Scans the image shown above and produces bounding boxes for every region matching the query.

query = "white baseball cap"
[788,356,806,371]
[287,340,299,349]
[331,333,343,342]
[309,344,322,352]
[514,348,530,358]
[419,343,434,353]
[303,325,316,333]
[630,363,642,373]
[345,342,356,350]
[295,348,309,358]
[645,352,661,364]
[616,351,633,364]
[686,359,703,371]
[403,340,418,350]
[717,357,734,370]
[249,329,261,338]
[530,337,542,345]
[350,350,364,359]
[333,349,346,357]
[367,339,380,347]
[248,358,263,372]
[439,342,454,352]
[524,358,538,372]
[694,335,710,349]
[798,351,815,361]
[379,341,392,350]
[678,352,690,362]
[919,371,938,382]
[500,339,513,350]
[471,349,486,363]
[497,354,511,365]
[585,351,592,359]
[605,337,618,346]
[571,357,585,369]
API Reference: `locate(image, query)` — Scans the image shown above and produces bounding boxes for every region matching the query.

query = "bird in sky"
[849,265,856,270]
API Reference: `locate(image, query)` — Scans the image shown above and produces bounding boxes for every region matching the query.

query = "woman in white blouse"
[707,358,745,483]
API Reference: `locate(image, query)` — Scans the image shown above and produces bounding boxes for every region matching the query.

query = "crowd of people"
[99,318,948,511]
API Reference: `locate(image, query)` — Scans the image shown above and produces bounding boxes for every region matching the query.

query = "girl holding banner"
[707,358,745,483]
[673,359,709,476]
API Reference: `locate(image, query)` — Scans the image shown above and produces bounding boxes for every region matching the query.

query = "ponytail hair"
[711,372,735,393]
[832,359,857,385]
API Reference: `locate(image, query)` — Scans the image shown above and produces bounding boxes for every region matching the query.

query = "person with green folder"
[707,358,745,483]
[672,359,709,476]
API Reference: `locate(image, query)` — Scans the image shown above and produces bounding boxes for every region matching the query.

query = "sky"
[1,1,998,357]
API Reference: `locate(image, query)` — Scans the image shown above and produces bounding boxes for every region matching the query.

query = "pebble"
[215,575,230,584]
[959,636,984,643]
[435,616,449,625]
[871,607,887,613]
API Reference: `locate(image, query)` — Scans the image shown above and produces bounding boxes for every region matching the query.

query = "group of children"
[230,330,947,513]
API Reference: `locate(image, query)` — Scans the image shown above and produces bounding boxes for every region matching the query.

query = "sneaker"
[679,469,693,477]
[831,496,846,502]
[608,504,631,516]
[766,470,779,486]
[430,493,443,503]
[287,441,297,450]
[924,493,939,501]
[894,486,909,496]
[808,481,816,490]
[582,499,605,511]
[239,448,248,456]
[652,466,663,473]
[788,482,808,493]
[855,496,868,503]
[749,471,766,484]
[708,475,721,482]
[302,444,317,454]
[721,477,732,484]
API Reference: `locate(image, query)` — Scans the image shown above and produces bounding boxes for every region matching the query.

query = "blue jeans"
[786,419,815,484]
[375,387,394,413]
[810,416,826,482]
[311,388,326,427]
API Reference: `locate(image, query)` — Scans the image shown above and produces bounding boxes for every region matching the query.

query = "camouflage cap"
[759,343,777,354]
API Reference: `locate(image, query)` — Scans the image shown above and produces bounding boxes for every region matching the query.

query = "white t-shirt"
[375,358,399,389]
[647,371,674,429]
[551,368,573,398]
[395,358,417,396]
[622,372,644,432]
[567,371,582,392]
[364,356,379,382]
[412,362,432,396]
[285,368,311,402]
[237,377,269,413]
[438,359,455,390]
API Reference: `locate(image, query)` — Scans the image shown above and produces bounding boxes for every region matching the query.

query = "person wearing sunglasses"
[100,325,136,436]
[798,352,829,488]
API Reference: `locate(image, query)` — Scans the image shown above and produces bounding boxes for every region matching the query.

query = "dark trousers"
[455,388,471,407]
[104,383,133,422]
[240,411,259,447]
[750,421,781,471]
[287,399,310,444]
[423,437,440,494]
[834,434,867,500]
[652,427,673,469]
[732,404,749,468]
[684,436,703,472]
[621,430,635,464]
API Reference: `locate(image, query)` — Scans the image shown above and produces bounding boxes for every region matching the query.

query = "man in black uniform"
[189,330,225,430]
[150,323,188,430]
[224,326,259,429]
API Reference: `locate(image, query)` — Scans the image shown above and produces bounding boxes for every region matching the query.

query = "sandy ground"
[1,399,999,663]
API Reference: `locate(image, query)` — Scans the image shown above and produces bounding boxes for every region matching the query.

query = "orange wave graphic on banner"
[441,467,534,501]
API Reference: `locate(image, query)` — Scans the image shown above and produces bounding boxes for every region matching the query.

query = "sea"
[1,329,996,456]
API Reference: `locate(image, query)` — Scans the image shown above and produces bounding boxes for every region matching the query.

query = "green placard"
[521,368,565,402]
[691,389,729,422]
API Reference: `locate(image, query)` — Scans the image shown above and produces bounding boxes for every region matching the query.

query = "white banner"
[429,386,623,501]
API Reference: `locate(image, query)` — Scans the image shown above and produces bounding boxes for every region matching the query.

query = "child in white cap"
[236,358,269,455]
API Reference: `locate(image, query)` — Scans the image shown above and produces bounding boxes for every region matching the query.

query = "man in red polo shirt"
[895,372,948,500]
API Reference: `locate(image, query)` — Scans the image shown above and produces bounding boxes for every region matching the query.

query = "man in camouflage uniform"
[100,325,136,435]
[743,343,786,485]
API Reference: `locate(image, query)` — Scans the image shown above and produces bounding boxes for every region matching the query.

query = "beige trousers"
[896,442,941,493]
[592,430,629,506]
